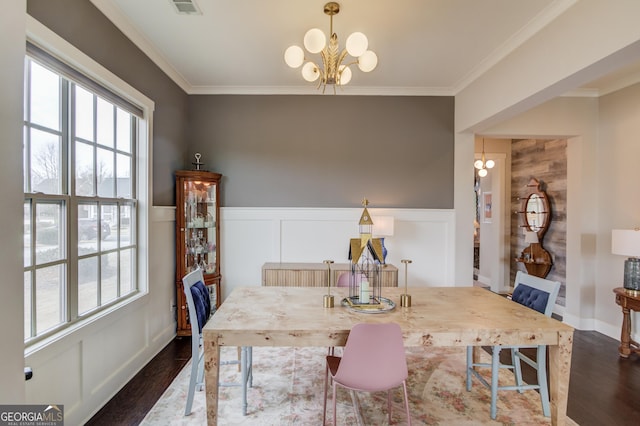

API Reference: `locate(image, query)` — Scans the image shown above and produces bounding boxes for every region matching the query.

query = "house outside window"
[23,43,147,343]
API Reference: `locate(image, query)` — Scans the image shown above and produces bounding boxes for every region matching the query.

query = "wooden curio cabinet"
[175,170,221,336]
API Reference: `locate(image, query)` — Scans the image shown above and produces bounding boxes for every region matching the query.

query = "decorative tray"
[341,296,396,314]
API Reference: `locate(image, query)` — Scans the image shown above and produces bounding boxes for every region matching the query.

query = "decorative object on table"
[283,2,378,95]
[342,198,395,312]
[323,260,335,308]
[612,229,640,291]
[175,169,222,336]
[514,178,552,278]
[372,215,394,266]
[400,259,412,307]
[474,138,495,177]
[192,152,204,171]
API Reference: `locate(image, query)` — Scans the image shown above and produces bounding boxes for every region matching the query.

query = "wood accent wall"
[510,139,567,306]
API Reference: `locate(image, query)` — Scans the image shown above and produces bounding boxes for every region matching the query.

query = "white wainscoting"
[220,207,456,301]
[24,207,176,425]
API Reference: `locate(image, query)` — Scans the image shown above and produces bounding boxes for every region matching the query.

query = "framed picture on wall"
[483,192,492,223]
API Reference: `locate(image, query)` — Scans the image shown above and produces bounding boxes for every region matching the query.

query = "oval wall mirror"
[523,179,550,238]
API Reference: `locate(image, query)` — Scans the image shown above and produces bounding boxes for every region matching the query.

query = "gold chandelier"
[284,2,378,94]
[474,139,495,177]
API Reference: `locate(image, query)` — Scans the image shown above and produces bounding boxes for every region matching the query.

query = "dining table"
[203,286,574,425]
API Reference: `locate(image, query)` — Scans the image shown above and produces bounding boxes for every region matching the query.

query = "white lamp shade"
[346,32,368,57]
[302,62,320,82]
[338,65,352,85]
[474,159,484,169]
[612,229,640,257]
[478,168,488,177]
[524,231,539,244]
[301,62,320,82]
[485,159,495,169]
[357,50,378,72]
[372,216,394,237]
[303,28,326,54]
[284,45,304,68]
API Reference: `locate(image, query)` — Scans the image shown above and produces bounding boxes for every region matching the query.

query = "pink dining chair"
[323,323,411,425]
[328,272,367,355]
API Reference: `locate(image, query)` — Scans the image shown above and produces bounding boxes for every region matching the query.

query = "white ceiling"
[91,0,640,96]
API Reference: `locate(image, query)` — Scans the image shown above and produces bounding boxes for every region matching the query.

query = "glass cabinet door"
[183,179,217,277]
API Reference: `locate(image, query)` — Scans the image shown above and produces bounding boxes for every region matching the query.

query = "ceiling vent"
[169,0,202,15]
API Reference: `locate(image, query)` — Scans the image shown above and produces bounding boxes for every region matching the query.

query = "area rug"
[141,346,578,425]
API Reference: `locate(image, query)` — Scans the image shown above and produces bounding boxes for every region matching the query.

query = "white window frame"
[25,16,154,349]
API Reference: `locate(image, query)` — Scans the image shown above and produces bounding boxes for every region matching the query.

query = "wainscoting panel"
[220,208,456,301]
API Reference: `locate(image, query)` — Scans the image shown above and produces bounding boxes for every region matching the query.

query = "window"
[23,44,144,343]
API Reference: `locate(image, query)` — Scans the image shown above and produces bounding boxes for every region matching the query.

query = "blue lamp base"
[623,257,640,291]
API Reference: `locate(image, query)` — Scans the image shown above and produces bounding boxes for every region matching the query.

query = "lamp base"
[323,294,335,308]
[624,258,640,291]
[400,293,411,307]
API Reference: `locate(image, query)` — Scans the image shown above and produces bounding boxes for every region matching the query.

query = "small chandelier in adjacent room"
[474,139,495,177]
[284,2,378,94]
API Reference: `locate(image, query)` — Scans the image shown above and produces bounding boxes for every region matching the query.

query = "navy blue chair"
[182,268,253,416]
[466,271,560,419]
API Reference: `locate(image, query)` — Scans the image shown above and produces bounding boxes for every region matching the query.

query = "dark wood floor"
[87,330,640,425]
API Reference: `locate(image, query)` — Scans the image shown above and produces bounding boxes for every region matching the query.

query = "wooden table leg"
[204,336,221,425]
[548,331,573,426]
[619,307,632,358]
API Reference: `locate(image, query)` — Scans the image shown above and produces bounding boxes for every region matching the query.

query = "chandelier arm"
[340,59,359,68]
[337,49,349,66]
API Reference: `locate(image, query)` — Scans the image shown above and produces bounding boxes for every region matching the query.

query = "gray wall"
[28,0,188,206]
[27,1,455,209]
[188,95,455,208]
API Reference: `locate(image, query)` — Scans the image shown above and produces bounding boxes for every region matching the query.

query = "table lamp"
[323,260,335,307]
[400,259,412,307]
[372,215,394,265]
[612,229,640,291]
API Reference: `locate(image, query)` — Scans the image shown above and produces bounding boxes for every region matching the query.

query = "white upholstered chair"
[182,268,253,416]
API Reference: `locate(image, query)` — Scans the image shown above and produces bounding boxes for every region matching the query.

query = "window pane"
[75,141,95,196]
[36,265,64,334]
[116,108,131,153]
[97,147,114,197]
[24,201,32,267]
[102,252,118,303]
[97,97,114,148]
[35,202,63,264]
[29,61,60,131]
[78,204,98,253]
[120,248,134,295]
[116,153,132,198]
[75,85,94,141]
[78,256,98,315]
[120,204,132,246]
[30,128,62,194]
[101,204,115,245]
[24,272,32,339]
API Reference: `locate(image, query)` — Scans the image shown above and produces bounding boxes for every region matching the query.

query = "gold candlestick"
[400,259,412,307]
[323,260,335,308]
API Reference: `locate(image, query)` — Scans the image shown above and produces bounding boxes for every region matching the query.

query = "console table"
[262,262,398,287]
[613,287,640,357]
